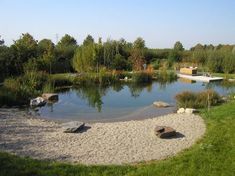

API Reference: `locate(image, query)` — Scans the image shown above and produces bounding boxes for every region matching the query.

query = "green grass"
[212,72,235,79]
[0,101,235,176]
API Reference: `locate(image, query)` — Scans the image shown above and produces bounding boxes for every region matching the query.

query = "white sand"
[0,109,206,165]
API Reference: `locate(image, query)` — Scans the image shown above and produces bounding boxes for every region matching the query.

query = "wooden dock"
[177,74,223,83]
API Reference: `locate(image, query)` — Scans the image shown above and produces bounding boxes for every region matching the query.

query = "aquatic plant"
[175,89,221,108]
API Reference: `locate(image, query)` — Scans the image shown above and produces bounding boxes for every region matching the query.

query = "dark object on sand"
[155,126,176,138]
[62,121,85,133]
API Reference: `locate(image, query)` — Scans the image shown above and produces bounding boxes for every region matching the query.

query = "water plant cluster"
[175,89,222,108]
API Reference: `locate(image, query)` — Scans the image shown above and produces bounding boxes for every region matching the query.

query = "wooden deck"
[177,73,223,83]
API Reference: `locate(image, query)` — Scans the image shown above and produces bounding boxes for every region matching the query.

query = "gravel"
[0,108,206,165]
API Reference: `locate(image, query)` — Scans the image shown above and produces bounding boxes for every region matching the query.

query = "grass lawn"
[0,101,234,176]
[212,73,235,79]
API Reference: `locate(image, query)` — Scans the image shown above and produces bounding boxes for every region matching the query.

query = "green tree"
[95,37,104,72]
[207,51,223,73]
[103,39,116,68]
[112,54,128,70]
[174,41,184,51]
[56,34,77,60]
[223,53,235,73]
[10,33,38,74]
[73,42,96,73]
[190,43,204,51]
[83,35,94,46]
[129,37,146,71]
[192,50,207,64]
[38,39,55,56]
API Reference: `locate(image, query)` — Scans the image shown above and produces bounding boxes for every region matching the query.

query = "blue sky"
[1,0,235,48]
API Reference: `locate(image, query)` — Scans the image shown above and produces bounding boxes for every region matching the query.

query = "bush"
[3,71,49,106]
[155,69,177,83]
[175,89,221,108]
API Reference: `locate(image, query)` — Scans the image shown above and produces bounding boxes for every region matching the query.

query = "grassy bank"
[212,72,235,79]
[0,100,234,176]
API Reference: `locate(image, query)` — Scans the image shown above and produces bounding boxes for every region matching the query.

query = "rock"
[30,97,46,107]
[62,121,85,133]
[185,108,197,114]
[42,93,59,101]
[177,108,185,114]
[154,126,176,138]
[153,101,170,108]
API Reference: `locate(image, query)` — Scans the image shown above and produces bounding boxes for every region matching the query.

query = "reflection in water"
[128,83,151,98]
[75,85,107,112]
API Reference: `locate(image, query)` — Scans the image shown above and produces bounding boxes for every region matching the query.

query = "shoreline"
[0,108,206,165]
[33,105,176,123]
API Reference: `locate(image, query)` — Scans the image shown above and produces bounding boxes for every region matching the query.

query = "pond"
[34,79,235,122]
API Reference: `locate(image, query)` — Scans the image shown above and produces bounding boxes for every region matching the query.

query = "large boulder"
[42,93,59,101]
[153,101,170,108]
[62,121,85,133]
[154,126,176,138]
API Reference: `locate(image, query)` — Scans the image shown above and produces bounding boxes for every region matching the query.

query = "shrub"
[155,69,177,83]
[175,89,221,108]
[3,71,49,105]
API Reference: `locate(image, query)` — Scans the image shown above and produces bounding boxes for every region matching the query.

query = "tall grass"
[175,89,221,108]
[154,69,177,83]
[1,71,48,107]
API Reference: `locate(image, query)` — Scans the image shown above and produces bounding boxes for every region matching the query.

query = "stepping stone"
[62,121,85,133]
[154,126,176,138]
[42,93,59,101]
[153,101,170,108]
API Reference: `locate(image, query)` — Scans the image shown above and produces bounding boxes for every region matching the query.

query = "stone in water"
[153,101,170,108]
[42,93,59,101]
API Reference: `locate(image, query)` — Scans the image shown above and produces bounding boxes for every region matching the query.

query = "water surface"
[36,80,235,122]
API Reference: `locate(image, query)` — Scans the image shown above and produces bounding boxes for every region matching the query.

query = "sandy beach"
[0,108,206,165]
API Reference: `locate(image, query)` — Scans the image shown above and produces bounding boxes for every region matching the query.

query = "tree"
[72,42,96,73]
[111,54,128,70]
[192,50,207,65]
[0,36,4,46]
[56,34,77,60]
[133,37,145,49]
[174,41,184,51]
[83,35,94,46]
[38,39,55,56]
[57,34,77,46]
[129,37,146,71]
[95,37,104,72]
[10,33,38,74]
[103,39,116,68]
[190,43,204,51]
[223,53,235,73]
[0,46,15,79]
[207,51,223,73]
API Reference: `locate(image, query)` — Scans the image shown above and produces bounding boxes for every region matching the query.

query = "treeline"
[0,33,235,80]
